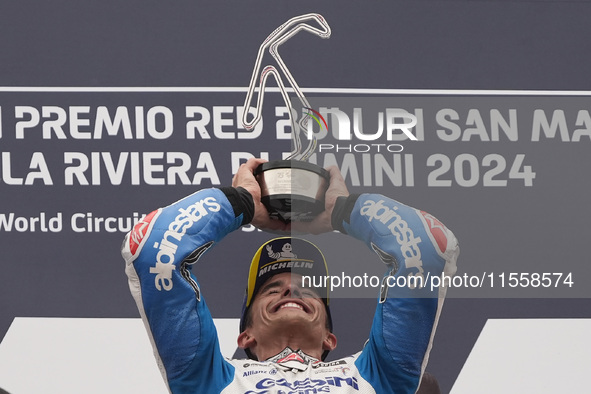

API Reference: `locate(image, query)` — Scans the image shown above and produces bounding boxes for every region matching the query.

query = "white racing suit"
[122,187,459,393]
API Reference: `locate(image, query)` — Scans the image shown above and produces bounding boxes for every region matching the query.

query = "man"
[238,237,336,363]
[122,158,459,393]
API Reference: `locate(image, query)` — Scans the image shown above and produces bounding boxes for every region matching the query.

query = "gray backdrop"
[1,1,590,392]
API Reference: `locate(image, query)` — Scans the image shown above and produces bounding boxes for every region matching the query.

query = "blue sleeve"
[122,188,250,393]
[337,194,459,393]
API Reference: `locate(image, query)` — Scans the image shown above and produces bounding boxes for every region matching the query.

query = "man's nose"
[282,283,302,298]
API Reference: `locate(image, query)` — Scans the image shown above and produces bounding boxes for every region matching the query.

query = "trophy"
[242,14,332,223]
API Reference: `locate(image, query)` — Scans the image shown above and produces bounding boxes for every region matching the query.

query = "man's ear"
[237,331,256,350]
[322,332,337,352]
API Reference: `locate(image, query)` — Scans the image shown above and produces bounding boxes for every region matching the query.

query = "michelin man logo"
[266,243,297,259]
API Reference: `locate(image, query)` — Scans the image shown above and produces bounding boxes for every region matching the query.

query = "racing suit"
[122,187,459,393]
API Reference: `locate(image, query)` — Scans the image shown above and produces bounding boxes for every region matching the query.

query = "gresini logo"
[250,376,359,393]
[360,199,424,282]
[149,197,220,290]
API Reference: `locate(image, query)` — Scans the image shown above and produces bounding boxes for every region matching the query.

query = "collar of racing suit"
[265,347,320,372]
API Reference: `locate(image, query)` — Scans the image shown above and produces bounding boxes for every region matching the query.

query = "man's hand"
[232,159,349,234]
[232,158,291,232]
[292,165,349,234]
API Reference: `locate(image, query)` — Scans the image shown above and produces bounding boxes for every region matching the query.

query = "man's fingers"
[325,165,349,196]
[232,158,267,186]
[241,158,267,173]
[326,165,344,183]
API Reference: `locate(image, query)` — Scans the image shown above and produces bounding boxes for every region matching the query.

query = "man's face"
[239,272,334,358]
[249,272,327,329]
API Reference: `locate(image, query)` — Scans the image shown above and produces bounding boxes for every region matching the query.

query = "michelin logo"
[150,197,220,290]
[266,242,296,259]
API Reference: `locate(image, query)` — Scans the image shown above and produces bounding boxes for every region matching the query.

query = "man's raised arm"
[295,163,458,392]
[121,186,253,392]
[333,192,459,393]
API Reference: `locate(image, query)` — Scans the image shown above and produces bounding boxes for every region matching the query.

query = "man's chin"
[271,311,315,327]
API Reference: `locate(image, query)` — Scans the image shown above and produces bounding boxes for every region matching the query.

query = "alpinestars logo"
[360,199,424,281]
[149,197,220,291]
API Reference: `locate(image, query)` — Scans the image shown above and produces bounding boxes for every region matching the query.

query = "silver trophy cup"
[255,160,329,223]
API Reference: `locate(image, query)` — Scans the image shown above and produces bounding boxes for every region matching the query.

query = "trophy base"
[255,160,329,223]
